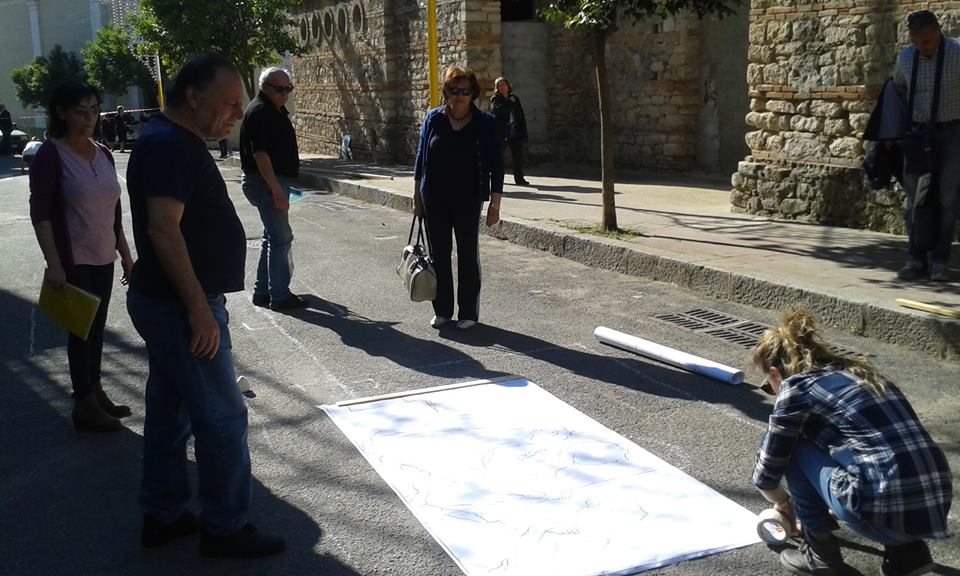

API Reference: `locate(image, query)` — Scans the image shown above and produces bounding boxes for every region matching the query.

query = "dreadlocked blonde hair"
[752,308,886,396]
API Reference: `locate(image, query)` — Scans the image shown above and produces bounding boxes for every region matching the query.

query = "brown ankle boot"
[94,383,131,418]
[72,394,122,432]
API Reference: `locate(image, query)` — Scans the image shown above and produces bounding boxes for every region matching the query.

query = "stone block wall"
[732,0,960,233]
[291,0,501,164]
[547,15,704,171]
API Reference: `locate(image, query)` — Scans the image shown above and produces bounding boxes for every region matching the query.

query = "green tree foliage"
[130,0,303,99]
[541,0,741,230]
[83,25,156,101]
[10,45,86,108]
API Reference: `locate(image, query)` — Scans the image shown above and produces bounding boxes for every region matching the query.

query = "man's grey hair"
[258,67,291,90]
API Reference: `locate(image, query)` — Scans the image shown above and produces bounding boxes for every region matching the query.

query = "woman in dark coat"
[490,76,528,186]
[413,65,504,330]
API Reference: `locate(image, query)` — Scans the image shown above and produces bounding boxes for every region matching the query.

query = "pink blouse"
[51,139,121,266]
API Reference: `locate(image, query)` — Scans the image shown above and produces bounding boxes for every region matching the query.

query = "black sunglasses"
[266,82,294,94]
[446,87,473,97]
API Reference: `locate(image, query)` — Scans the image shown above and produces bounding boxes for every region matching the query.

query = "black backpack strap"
[908,38,947,127]
[929,34,947,130]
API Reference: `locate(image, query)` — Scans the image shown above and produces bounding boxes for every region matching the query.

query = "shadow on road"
[0,288,361,576]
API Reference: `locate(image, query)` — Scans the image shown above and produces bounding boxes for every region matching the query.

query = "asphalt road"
[1,153,957,576]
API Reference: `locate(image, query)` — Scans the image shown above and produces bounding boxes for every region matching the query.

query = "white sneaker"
[456,319,476,330]
[430,315,450,328]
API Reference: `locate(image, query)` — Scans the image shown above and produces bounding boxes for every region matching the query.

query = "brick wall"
[732,0,960,233]
[547,15,704,171]
[290,0,501,164]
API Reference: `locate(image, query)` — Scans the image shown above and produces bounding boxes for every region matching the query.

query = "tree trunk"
[591,29,618,231]
[241,67,256,100]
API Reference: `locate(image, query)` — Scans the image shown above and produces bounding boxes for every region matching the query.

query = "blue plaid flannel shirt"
[752,368,952,539]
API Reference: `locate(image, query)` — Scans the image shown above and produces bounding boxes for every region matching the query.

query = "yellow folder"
[38,281,102,341]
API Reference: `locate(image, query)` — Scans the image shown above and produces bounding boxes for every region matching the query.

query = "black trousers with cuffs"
[507,139,525,181]
[425,198,483,322]
[66,263,114,399]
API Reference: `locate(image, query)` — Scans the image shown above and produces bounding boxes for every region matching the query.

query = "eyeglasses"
[446,88,472,97]
[266,83,294,94]
[72,106,100,118]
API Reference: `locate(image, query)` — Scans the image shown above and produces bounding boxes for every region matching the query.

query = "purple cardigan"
[28,140,123,274]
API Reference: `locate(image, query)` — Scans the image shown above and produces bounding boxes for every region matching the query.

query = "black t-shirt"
[127,113,246,299]
[239,94,299,178]
[426,116,478,203]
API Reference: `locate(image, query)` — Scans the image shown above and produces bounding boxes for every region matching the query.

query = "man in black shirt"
[126,53,284,558]
[239,66,304,311]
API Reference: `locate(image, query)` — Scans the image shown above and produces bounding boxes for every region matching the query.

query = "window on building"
[501,0,533,21]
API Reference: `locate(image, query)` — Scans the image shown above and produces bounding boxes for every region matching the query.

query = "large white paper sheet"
[323,378,760,576]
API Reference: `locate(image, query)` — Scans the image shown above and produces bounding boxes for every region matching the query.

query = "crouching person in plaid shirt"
[751,309,951,576]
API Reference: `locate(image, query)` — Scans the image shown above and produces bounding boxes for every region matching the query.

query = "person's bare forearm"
[148,224,207,313]
[253,151,283,194]
[33,221,63,271]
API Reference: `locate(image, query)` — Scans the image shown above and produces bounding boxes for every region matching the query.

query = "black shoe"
[270,294,307,311]
[780,531,844,575]
[252,293,270,308]
[882,540,934,576]
[897,260,926,281]
[200,523,285,558]
[515,177,529,186]
[142,511,201,548]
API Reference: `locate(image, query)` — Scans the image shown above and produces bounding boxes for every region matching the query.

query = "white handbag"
[397,216,437,302]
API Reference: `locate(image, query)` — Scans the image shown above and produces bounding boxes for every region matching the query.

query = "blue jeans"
[127,291,251,536]
[241,173,294,301]
[785,439,912,545]
[902,124,960,265]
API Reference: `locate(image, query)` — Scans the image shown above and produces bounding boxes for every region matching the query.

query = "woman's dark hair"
[48,80,100,138]
[167,53,238,108]
[442,65,481,101]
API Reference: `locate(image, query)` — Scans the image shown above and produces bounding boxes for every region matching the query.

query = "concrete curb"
[293,168,960,362]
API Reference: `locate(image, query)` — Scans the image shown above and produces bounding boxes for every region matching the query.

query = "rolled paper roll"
[756,508,791,544]
[594,326,745,385]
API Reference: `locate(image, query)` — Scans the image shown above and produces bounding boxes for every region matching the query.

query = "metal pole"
[155,53,165,109]
[427,0,439,108]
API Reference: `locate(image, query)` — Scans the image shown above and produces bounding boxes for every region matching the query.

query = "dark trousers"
[66,263,114,399]
[218,138,230,157]
[507,139,525,181]
[425,197,483,321]
[0,132,10,155]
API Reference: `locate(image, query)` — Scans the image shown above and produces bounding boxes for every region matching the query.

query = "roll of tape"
[756,508,791,544]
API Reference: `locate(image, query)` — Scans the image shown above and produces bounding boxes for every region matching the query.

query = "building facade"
[731,0,960,234]
[0,0,144,135]
[289,0,750,175]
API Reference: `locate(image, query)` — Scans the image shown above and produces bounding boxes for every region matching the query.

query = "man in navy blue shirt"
[126,53,284,558]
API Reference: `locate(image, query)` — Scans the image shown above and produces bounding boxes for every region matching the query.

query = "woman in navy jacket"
[413,65,504,330]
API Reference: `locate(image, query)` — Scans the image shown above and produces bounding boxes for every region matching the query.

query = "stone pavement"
[226,154,960,361]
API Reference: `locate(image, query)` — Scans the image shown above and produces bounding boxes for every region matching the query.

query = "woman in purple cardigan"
[30,81,134,432]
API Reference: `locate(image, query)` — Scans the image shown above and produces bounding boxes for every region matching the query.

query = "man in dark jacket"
[490,77,529,186]
[0,104,12,156]
[891,10,960,282]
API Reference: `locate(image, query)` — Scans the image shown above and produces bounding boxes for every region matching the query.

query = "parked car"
[8,128,28,155]
[20,139,42,172]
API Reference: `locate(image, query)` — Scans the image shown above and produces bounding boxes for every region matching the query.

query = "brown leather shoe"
[94,383,131,418]
[72,394,122,432]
